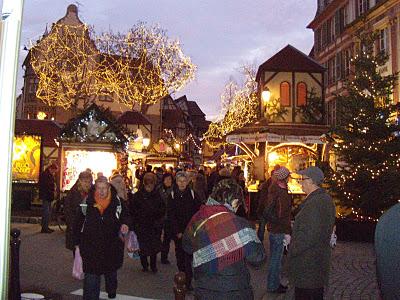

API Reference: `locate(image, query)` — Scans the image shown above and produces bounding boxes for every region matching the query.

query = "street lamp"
[262,87,271,104]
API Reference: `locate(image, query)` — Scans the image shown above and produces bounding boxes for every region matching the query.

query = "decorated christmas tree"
[331,33,400,219]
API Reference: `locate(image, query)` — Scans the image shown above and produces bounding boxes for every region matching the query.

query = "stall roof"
[227,119,329,144]
[14,119,62,147]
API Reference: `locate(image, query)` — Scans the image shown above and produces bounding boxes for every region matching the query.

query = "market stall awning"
[226,120,329,144]
[15,119,62,147]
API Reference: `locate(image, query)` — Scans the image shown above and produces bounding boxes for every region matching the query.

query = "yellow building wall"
[262,71,323,123]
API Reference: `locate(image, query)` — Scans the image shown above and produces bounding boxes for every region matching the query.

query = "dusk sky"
[3,0,317,120]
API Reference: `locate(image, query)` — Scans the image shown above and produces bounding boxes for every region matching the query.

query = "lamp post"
[261,86,271,118]
[0,0,24,297]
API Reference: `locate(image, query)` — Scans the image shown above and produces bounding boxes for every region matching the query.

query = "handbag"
[125,231,140,260]
[72,247,84,280]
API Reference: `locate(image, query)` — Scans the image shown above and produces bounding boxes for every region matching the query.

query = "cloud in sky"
[2,0,317,119]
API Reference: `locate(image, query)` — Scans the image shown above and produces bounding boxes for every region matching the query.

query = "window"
[327,18,332,44]
[297,82,307,106]
[328,57,336,85]
[98,94,112,102]
[356,0,369,17]
[378,28,388,54]
[28,77,39,94]
[327,99,337,126]
[315,28,322,53]
[335,7,345,36]
[280,82,291,107]
[343,48,352,77]
[335,52,342,81]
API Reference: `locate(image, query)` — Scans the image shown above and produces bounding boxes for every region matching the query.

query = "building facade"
[308,0,400,126]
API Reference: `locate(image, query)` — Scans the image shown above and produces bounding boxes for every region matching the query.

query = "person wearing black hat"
[288,166,336,299]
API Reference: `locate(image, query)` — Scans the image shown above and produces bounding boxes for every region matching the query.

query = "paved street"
[13,223,379,299]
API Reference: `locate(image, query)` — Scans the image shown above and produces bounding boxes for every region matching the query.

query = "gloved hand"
[330,232,337,248]
[283,234,291,250]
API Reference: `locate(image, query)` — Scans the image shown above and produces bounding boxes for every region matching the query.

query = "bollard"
[174,272,186,300]
[9,228,21,300]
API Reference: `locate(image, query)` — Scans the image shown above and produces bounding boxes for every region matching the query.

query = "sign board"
[12,135,41,182]
[227,132,325,144]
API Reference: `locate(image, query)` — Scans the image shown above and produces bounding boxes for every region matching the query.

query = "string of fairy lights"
[163,129,202,151]
[30,22,196,110]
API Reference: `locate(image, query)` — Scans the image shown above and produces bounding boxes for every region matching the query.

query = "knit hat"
[210,178,244,207]
[274,166,290,180]
[175,171,188,180]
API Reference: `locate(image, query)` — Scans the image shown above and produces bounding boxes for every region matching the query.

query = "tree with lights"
[330,32,400,218]
[30,22,196,110]
[95,23,196,108]
[30,23,101,109]
[203,65,259,148]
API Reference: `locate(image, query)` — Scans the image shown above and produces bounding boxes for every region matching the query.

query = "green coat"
[288,188,336,289]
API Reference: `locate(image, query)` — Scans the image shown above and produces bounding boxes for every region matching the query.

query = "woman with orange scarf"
[73,176,130,300]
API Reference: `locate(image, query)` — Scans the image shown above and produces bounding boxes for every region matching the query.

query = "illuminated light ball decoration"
[62,150,118,191]
[30,21,196,110]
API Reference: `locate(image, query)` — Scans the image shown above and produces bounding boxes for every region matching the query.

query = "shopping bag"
[125,231,140,260]
[72,247,84,280]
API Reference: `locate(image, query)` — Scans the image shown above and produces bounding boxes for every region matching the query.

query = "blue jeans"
[83,271,117,300]
[267,233,285,291]
[257,219,266,242]
[41,200,51,230]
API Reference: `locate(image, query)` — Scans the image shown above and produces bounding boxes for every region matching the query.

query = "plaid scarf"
[184,203,260,274]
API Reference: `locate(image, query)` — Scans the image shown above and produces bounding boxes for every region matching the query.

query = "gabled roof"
[187,101,206,117]
[59,103,128,150]
[118,111,152,126]
[14,119,62,147]
[256,45,325,81]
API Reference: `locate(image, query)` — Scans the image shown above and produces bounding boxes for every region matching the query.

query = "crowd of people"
[39,162,339,300]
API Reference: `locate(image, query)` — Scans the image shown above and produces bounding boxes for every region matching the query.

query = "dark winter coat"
[375,203,400,300]
[72,188,130,275]
[129,188,165,256]
[64,182,87,250]
[157,184,173,237]
[266,182,292,234]
[167,186,200,237]
[288,188,336,289]
[39,168,56,202]
[193,173,208,204]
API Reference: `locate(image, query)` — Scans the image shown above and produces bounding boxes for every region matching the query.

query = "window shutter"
[280,82,291,107]
[297,82,307,106]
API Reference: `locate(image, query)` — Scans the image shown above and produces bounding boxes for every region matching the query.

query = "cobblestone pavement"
[13,223,379,299]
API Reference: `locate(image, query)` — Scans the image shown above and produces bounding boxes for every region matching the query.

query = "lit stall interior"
[267,144,317,194]
[62,150,118,191]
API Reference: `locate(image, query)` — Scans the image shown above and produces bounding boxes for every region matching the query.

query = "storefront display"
[12,135,41,183]
[266,144,318,194]
[62,150,118,191]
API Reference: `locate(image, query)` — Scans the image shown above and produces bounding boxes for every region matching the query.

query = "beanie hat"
[274,166,290,180]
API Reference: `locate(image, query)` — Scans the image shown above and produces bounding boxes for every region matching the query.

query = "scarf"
[185,202,260,274]
[94,189,111,215]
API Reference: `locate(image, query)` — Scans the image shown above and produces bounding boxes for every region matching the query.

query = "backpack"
[79,195,123,232]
